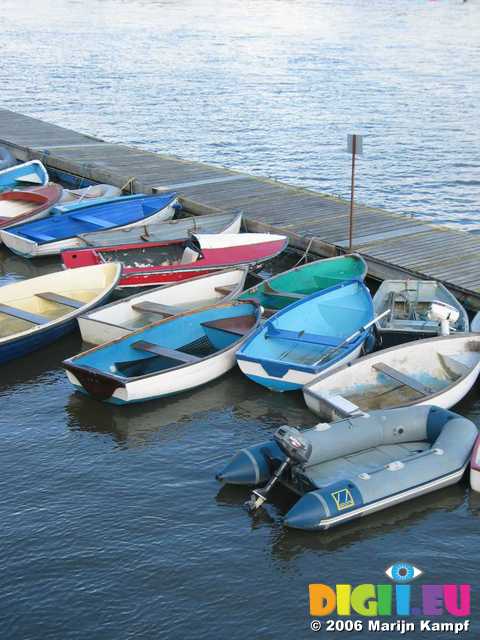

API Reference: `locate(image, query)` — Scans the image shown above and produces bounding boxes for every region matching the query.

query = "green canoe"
[238,253,367,313]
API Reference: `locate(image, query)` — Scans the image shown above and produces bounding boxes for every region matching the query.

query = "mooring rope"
[120,176,136,194]
[292,237,313,267]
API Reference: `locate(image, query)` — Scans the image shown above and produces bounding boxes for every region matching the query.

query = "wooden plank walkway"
[1,107,479,308]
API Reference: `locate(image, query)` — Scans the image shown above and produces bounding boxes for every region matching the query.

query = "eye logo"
[385,562,422,583]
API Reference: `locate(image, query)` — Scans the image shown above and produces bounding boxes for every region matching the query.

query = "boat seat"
[181,246,199,264]
[131,340,200,364]
[372,362,431,395]
[22,231,56,242]
[306,390,364,418]
[201,315,255,336]
[265,325,343,347]
[131,301,183,316]
[35,291,84,308]
[214,285,236,295]
[0,303,50,325]
[263,282,304,299]
[69,212,112,228]
[438,353,471,377]
[262,308,277,318]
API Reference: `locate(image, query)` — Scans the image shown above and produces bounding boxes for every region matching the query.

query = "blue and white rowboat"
[63,300,261,405]
[236,279,375,391]
[0,192,178,257]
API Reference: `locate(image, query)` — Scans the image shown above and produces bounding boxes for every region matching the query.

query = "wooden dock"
[1,107,479,308]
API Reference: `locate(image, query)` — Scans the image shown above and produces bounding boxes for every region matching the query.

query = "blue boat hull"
[0,318,77,364]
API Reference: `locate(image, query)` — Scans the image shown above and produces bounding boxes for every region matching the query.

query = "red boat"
[0,184,62,229]
[61,233,288,289]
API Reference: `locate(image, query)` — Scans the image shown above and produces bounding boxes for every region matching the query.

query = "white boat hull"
[78,268,248,345]
[303,333,480,419]
[66,332,250,405]
[471,468,480,492]
[470,437,480,492]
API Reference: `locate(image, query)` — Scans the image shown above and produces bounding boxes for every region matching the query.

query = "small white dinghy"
[303,333,480,421]
[78,268,248,345]
[59,184,122,204]
[374,280,468,347]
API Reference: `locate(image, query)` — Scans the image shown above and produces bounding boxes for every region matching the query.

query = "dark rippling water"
[1,2,480,639]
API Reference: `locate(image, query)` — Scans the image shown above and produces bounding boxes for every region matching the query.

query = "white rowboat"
[78,268,248,344]
[303,333,480,421]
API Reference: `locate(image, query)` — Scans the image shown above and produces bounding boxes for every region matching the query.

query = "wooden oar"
[312,309,390,366]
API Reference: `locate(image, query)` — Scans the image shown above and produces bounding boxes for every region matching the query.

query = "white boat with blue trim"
[235,279,374,392]
[63,299,261,405]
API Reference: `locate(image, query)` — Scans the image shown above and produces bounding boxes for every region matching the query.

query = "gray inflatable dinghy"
[217,406,477,530]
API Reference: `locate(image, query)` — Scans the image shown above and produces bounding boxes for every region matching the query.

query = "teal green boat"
[238,254,367,313]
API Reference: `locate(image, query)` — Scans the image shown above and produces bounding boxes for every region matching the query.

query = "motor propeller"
[244,426,312,513]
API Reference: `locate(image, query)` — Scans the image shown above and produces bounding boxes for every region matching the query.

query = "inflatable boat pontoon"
[217,406,477,530]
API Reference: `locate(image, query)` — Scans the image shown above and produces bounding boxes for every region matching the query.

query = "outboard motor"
[428,301,460,336]
[245,426,312,513]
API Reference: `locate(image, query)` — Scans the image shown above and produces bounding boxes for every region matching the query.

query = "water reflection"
[269,483,468,559]
[65,367,317,447]
[0,246,60,285]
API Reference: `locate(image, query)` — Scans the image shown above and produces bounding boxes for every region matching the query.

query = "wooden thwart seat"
[266,325,343,347]
[23,231,56,242]
[131,301,183,316]
[305,388,364,418]
[214,285,236,295]
[70,212,112,228]
[131,340,200,364]
[201,314,255,336]
[263,282,305,300]
[36,291,84,308]
[0,303,50,325]
[373,362,431,395]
